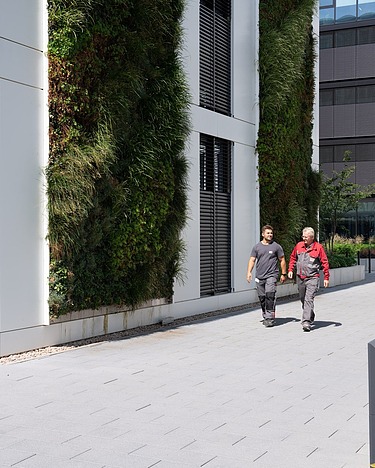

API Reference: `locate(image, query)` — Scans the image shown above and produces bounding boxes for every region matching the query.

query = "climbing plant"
[47,0,189,314]
[258,0,321,255]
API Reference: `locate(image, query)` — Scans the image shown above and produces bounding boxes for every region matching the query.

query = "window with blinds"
[200,134,231,296]
[320,26,375,49]
[320,85,375,106]
[199,0,231,115]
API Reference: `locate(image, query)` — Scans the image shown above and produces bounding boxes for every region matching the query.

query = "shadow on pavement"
[275,317,300,326]
[313,320,342,330]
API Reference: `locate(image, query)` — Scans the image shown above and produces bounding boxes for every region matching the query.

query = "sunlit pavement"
[0,275,374,467]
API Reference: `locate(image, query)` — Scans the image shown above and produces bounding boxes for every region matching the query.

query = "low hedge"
[327,251,357,269]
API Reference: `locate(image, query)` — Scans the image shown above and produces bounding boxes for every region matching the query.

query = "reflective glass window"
[358,200,375,213]
[358,0,375,20]
[320,7,334,25]
[335,145,355,161]
[358,26,375,44]
[336,29,356,46]
[320,32,334,49]
[320,146,334,163]
[357,143,375,161]
[320,89,334,106]
[336,0,357,23]
[335,87,356,105]
[320,0,333,5]
[357,85,375,103]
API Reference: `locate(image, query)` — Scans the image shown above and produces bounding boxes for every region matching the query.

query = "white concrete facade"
[312,3,320,171]
[0,0,261,356]
[0,0,320,357]
[173,0,260,313]
[0,0,49,343]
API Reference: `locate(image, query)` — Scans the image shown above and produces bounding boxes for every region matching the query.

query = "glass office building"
[319,0,375,237]
[320,0,375,25]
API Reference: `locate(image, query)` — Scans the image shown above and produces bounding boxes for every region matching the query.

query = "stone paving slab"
[1,276,375,467]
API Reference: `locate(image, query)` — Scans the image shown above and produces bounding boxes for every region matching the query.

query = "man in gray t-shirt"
[247,225,286,327]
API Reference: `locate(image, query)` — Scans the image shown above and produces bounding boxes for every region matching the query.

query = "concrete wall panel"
[0,0,45,50]
[0,40,44,89]
[320,106,334,138]
[0,0,48,333]
[357,44,375,78]
[232,0,258,124]
[0,81,48,331]
[320,49,334,82]
[334,47,356,80]
[356,103,375,136]
[333,104,356,137]
[175,0,259,306]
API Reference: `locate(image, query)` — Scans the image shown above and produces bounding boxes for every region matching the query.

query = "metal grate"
[199,0,231,115]
[200,134,231,296]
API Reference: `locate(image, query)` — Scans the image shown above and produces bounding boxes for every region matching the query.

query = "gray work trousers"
[297,276,320,324]
[256,276,277,320]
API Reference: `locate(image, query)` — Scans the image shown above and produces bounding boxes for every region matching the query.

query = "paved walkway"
[1,276,375,468]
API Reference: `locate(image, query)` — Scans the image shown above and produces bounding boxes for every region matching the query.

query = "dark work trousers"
[256,276,277,320]
[297,276,320,324]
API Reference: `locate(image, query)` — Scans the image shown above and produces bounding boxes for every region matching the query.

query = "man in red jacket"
[288,227,330,332]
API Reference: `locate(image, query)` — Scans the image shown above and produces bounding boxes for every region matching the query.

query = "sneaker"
[302,322,311,332]
[263,319,275,327]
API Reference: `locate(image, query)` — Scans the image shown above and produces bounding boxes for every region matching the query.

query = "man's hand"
[247,272,252,283]
[287,271,293,280]
[280,275,286,283]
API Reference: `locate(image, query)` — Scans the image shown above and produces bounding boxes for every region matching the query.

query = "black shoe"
[302,322,311,332]
[263,319,275,327]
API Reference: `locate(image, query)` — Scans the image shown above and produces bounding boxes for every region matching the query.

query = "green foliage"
[320,152,375,253]
[359,244,375,258]
[332,242,360,257]
[324,235,363,268]
[48,0,190,313]
[327,251,357,269]
[258,0,319,258]
[47,123,117,256]
[49,259,74,316]
[259,0,316,119]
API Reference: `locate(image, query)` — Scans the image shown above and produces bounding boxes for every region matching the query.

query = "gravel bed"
[0,301,265,365]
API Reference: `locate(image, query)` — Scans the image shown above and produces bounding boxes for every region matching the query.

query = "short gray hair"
[303,227,314,238]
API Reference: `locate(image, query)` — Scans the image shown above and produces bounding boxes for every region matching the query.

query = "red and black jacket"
[288,241,330,281]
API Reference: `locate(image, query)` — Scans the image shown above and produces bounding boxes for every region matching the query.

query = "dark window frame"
[319,26,375,49]
[320,84,375,105]
[319,0,375,26]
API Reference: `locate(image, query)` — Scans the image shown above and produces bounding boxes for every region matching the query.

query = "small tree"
[320,152,375,253]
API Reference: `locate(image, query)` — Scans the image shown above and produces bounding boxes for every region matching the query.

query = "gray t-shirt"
[250,241,284,280]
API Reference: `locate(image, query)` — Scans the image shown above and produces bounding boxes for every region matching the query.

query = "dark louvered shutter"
[200,135,231,296]
[199,0,231,115]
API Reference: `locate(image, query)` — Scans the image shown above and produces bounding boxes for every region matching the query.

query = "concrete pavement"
[0,276,374,467]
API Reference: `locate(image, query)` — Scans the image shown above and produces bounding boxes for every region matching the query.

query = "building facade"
[320,0,375,237]
[0,1,49,343]
[0,0,313,356]
[173,0,261,314]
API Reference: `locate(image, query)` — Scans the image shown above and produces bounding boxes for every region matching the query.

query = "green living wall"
[47,0,189,315]
[258,0,321,255]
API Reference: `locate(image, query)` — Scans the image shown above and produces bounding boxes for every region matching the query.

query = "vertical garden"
[258,0,321,255]
[47,0,320,315]
[47,0,189,315]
